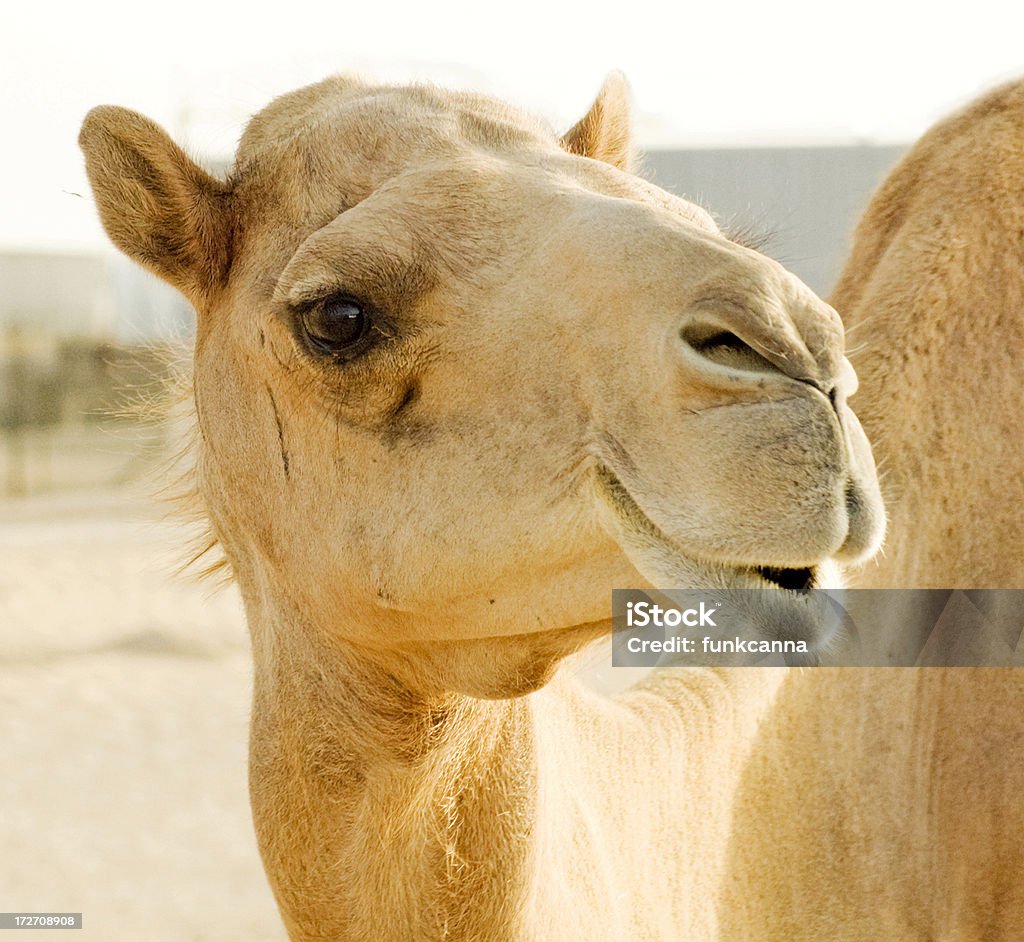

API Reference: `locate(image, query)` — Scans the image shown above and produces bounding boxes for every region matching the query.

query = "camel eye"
[301,296,369,354]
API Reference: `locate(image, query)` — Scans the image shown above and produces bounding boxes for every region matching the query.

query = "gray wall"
[642,146,906,297]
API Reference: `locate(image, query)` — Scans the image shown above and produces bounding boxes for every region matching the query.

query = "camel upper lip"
[593,462,819,596]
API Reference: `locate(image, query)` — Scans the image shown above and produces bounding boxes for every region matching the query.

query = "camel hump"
[833,77,1024,317]
[832,77,1024,590]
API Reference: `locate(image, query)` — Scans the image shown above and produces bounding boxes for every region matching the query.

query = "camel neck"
[238,580,788,940]
[243,592,539,941]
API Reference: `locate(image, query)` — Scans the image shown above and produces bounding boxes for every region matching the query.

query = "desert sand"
[1,487,287,941]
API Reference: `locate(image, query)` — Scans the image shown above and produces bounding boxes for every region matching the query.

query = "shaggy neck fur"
[247,606,534,940]
[241,578,785,942]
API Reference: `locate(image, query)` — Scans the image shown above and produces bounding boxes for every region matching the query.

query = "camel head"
[79,74,884,696]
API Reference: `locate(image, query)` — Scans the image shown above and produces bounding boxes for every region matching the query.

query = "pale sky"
[4,0,1024,252]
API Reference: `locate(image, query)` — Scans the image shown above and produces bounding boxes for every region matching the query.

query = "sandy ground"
[0,487,288,941]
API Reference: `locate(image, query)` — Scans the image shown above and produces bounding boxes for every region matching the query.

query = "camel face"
[80,75,884,678]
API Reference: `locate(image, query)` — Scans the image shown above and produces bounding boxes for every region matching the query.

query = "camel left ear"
[78,105,232,305]
[559,73,634,172]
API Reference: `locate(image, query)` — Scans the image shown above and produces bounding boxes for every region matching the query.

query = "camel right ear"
[78,106,232,303]
[560,73,634,172]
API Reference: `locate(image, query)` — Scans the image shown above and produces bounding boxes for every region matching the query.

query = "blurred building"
[0,249,190,458]
[0,250,191,343]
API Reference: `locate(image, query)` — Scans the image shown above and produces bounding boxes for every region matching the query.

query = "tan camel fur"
[79,72,1018,941]
[718,80,1024,941]
[834,79,1024,591]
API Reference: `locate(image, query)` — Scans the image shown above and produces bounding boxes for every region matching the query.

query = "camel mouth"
[753,565,816,595]
[593,461,842,654]
[593,463,822,598]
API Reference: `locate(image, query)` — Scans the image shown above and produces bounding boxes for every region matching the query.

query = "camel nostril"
[678,320,781,377]
[690,329,746,354]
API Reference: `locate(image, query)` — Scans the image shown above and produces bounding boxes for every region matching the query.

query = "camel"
[835,80,1024,591]
[79,73,884,939]
[718,79,1024,940]
[77,71,1020,940]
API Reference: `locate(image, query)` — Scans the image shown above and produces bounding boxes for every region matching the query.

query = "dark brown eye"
[301,296,369,354]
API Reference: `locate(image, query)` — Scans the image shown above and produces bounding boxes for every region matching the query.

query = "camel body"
[722,79,1024,940]
[836,79,1024,592]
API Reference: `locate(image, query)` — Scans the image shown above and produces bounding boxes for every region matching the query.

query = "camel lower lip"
[595,463,820,595]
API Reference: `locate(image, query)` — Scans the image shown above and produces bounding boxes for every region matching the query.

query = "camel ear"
[78,106,232,303]
[559,73,634,171]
